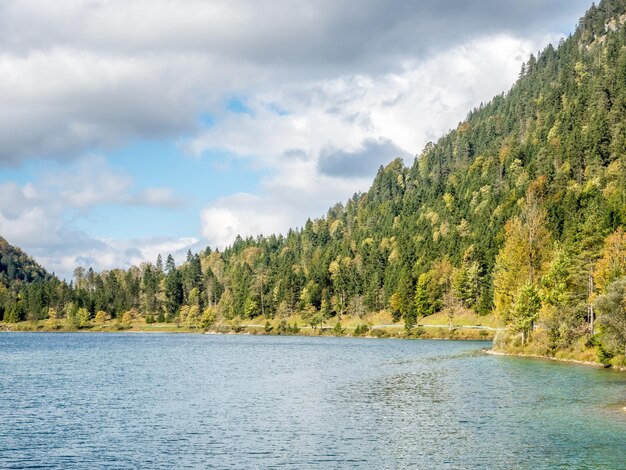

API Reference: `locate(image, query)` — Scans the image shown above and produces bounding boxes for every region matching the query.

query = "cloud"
[38,155,182,209]
[0,0,590,165]
[0,156,186,277]
[200,160,375,249]
[134,188,183,208]
[200,193,292,248]
[318,138,408,178]
[188,34,554,166]
[1,1,589,65]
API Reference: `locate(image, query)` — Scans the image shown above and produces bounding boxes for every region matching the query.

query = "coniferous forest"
[3,0,626,366]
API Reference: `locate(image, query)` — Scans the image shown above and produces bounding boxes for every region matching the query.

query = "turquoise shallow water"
[0,333,624,469]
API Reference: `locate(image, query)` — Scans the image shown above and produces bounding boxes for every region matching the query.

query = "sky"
[0,0,592,279]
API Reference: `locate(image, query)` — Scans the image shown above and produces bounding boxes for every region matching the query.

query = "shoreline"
[483,348,626,372]
[1,322,495,341]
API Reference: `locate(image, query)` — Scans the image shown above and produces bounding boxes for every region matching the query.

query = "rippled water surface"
[0,333,625,469]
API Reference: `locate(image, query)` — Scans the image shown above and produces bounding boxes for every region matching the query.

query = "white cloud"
[0,0,589,165]
[191,35,553,164]
[201,193,290,248]
[0,156,186,277]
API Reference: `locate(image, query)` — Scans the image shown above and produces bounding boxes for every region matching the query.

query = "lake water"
[0,333,625,469]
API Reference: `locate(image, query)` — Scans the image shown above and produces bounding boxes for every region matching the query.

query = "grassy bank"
[492,330,626,371]
[486,348,626,372]
[0,310,500,340]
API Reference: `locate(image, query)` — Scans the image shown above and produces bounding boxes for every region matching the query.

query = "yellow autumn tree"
[493,189,552,321]
[595,227,626,292]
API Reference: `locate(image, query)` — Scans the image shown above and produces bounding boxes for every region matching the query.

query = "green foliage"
[333,322,345,336]
[201,307,217,329]
[0,237,49,287]
[77,308,91,328]
[353,324,370,336]
[512,284,541,343]
[594,278,626,356]
[3,304,20,323]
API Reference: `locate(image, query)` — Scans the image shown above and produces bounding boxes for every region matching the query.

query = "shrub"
[95,311,108,324]
[353,324,370,336]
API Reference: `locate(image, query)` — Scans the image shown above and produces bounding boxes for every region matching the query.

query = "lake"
[0,333,625,469]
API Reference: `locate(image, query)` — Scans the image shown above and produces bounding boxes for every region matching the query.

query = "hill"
[2,0,626,364]
[0,237,48,286]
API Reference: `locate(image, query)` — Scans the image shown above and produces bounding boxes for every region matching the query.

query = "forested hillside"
[2,0,626,363]
[0,237,48,286]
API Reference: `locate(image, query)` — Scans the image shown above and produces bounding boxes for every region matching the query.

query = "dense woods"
[2,0,626,364]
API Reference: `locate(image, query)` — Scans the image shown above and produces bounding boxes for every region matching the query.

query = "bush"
[370,328,387,338]
[95,311,108,324]
[353,324,370,336]
[201,307,217,329]
[77,308,91,328]
[597,342,614,366]
[277,320,288,335]
[120,311,133,329]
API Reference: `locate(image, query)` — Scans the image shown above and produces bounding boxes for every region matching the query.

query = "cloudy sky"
[0,0,591,278]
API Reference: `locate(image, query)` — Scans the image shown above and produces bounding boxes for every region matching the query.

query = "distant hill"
[0,236,49,287]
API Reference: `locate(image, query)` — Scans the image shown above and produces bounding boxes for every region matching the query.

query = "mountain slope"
[0,237,48,287]
[2,0,626,363]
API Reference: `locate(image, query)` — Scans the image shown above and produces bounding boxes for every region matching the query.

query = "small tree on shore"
[594,278,626,357]
[512,283,541,345]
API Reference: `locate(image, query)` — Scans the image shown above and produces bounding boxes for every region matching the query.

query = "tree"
[185,305,201,328]
[442,290,462,331]
[201,306,217,329]
[3,304,19,323]
[452,261,481,308]
[414,272,433,318]
[594,278,626,357]
[388,292,402,323]
[165,254,176,274]
[511,284,541,345]
[164,269,183,319]
[397,268,417,328]
[494,191,551,321]
[596,227,626,292]
[329,257,352,317]
[77,307,91,328]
